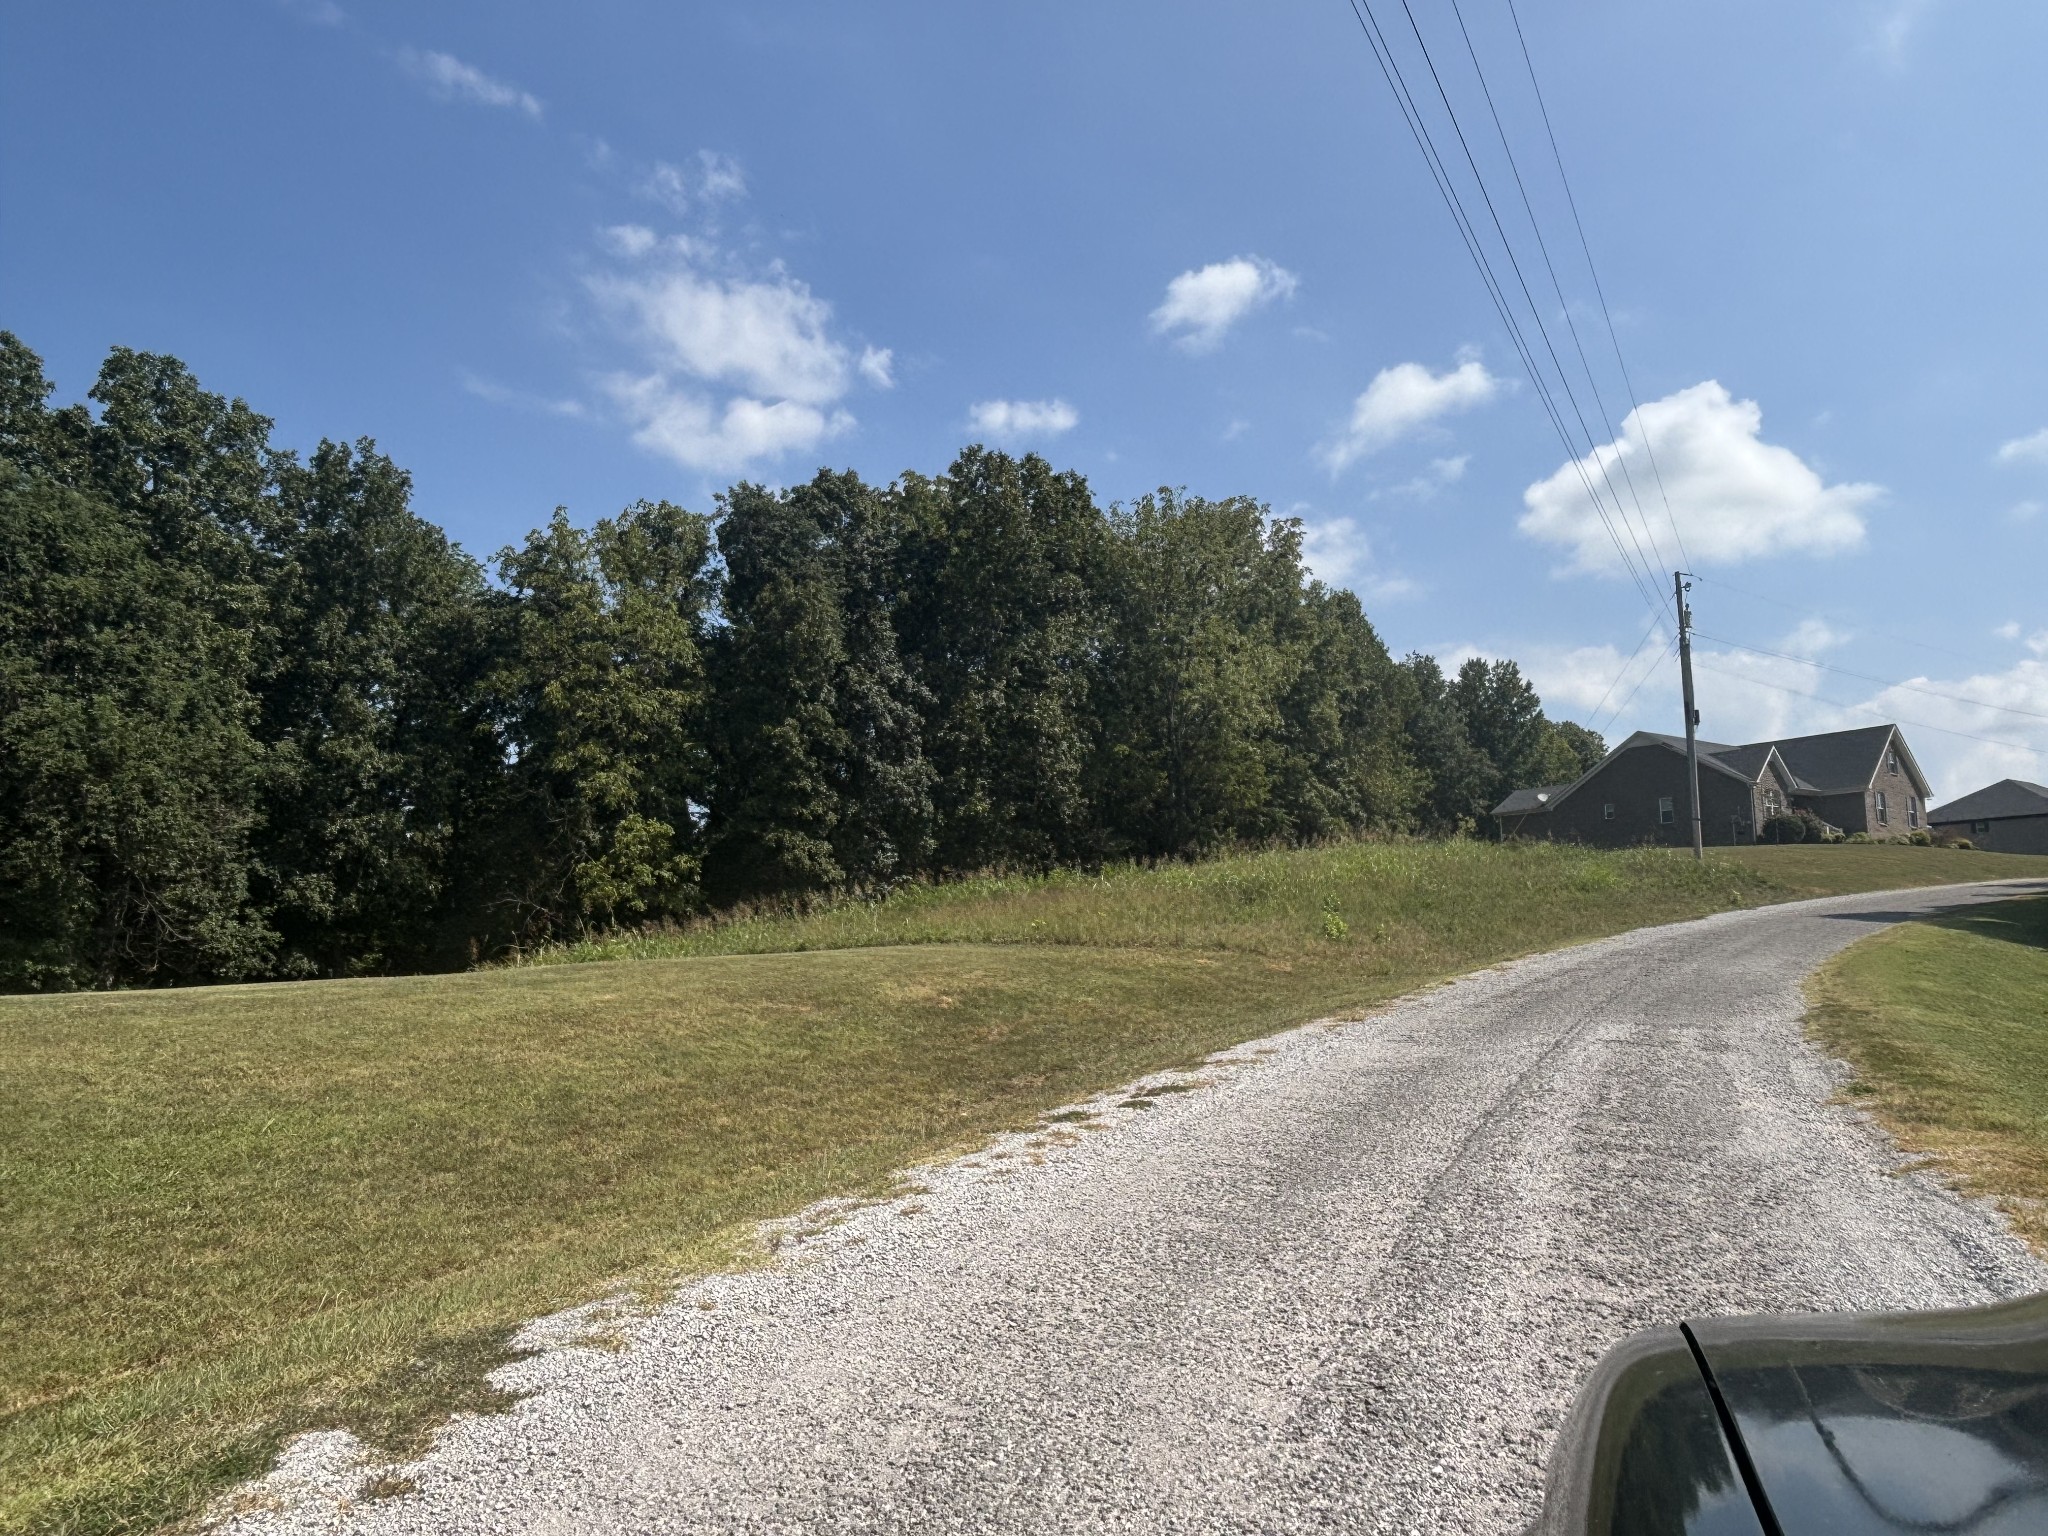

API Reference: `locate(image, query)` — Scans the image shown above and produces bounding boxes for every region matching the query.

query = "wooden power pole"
[1675,571,1703,861]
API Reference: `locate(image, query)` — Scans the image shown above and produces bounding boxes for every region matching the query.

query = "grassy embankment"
[7,839,2046,1535]
[1808,890,2048,1254]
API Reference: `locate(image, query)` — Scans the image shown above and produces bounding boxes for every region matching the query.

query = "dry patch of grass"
[8,839,2047,1534]
[1807,894,2048,1252]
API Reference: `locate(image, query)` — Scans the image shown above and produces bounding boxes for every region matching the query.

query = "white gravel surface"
[216,880,2048,1536]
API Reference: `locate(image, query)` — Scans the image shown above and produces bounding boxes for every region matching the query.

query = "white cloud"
[589,262,852,407]
[2013,501,2044,523]
[585,225,879,474]
[600,224,658,259]
[1996,427,2048,466]
[1520,381,1878,574]
[643,163,690,214]
[1996,621,2023,641]
[397,48,542,119]
[1150,257,1299,352]
[279,0,345,25]
[603,376,852,476]
[967,398,1078,442]
[697,150,747,200]
[1322,358,1499,473]
[1873,0,1938,64]
[460,371,585,419]
[858,346,894,389]
[639,151,746,215]
[1294,513,1415,599]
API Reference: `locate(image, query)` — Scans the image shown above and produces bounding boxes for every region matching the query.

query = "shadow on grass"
[1920,894,2048,952]
[1817,890,2048,939]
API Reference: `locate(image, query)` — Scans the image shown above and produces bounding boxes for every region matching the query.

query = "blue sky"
[6,0,2046,801]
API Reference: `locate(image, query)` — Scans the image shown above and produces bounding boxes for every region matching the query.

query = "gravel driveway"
[227,880,2048,1536]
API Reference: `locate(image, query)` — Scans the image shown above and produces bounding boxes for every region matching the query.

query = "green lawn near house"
[1808,891,2048,1255]
[8,838,2048,1536]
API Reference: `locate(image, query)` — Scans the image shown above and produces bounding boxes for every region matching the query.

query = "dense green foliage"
[0,333,1602,989]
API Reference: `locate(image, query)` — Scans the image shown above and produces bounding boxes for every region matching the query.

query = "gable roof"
[1757,724,1921,795]
[1488,724,1919,821]
[1928,779,2048,824]
[1489,731,1758,818]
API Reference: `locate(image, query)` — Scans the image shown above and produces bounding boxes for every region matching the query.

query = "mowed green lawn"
[7,840,2046,1535]
[1809,890,2048,1254]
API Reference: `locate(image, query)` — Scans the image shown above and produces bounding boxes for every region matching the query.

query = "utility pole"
[1675,570,1703,861]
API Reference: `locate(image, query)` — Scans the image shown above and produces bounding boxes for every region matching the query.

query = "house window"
[1763,787,1781,817]
[1658,796,1675,825]
[1876,790,1888,825]
[1973,820,1991,835]
[1888,750,1900,775]
[1909,796,1919,829]
[1603,802,1615,821]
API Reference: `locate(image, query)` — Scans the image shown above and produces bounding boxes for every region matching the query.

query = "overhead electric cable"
[1342,0,1669,620]
[1503,0,1693,572]
[1582,610,1668,729]
[1442,0,1672,582]
[1598,635,1679,735]
[1687,572,1987,667]
[1382,0,1672,617]
[1692,631,2048,725]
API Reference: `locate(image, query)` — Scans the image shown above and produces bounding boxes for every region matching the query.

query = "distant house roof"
[1760,724,1915,795]
[1489,723,1922,821]
[1496,784,1571,817]
[1929,779,2048,825]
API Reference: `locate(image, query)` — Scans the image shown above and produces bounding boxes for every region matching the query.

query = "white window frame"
[1658,795,1675,825]
[1603,802,1615,821]
[1876,789,1889,825]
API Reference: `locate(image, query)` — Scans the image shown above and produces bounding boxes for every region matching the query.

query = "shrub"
[1908,828,1934,847]
[1761,813,1809,845]
[1846,831,1873,844]
[1955,838,1976,851]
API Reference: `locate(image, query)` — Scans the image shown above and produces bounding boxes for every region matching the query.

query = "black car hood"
[1688,1292,2048,1535]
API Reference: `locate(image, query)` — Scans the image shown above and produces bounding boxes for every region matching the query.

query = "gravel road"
[228,880,2048,1536]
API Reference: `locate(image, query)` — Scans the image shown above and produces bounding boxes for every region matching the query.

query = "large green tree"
[482,502,714,948]
[895,448,1105,871]
[256,439,498,975]
[1093,491,1297,856]
[0,335,275,989]
[705,470,931,904]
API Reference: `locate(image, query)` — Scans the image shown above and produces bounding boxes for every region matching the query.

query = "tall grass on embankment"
[1808,891,2048,1254]
[7,839,2047,1536]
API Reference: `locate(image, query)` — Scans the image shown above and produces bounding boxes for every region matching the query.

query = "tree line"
[0,334,1604,991]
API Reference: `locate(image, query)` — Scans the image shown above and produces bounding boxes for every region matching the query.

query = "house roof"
[1496,784,1571,816]
[1758,724,1916,794]
[1489,723,1923,821]
[1928,779,2048,824]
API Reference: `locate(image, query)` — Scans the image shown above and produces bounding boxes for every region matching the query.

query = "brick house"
[1492,723,1932,846]
[1928,779,2048,854]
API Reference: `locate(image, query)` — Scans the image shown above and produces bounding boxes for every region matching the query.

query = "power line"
[1692,630,2048,725]
[1689,658,2047,761]
[1600,635,1679,736]
[1441,0,1673,583]
[1687,571,1988,667]
[1382,0,1672,616]
[1583,610,1668,730]
[1503,0,1692,573]
[1342,0,1670,621]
